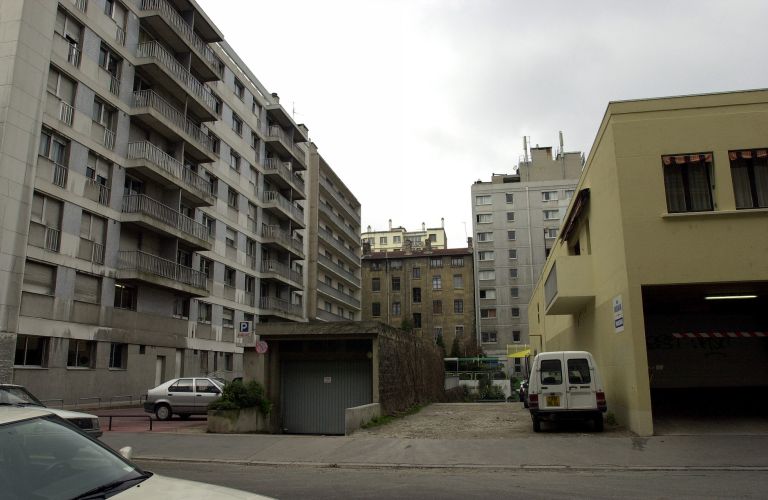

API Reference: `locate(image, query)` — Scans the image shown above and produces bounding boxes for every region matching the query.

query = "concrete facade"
[470,145,582,374]
[528,90,768,435]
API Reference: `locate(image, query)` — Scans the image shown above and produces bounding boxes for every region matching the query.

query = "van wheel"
[593,414,604,432]
[155,404,172,421]
[532,417,541,433]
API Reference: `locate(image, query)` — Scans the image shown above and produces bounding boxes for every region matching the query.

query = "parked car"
[0,383,102,438]
[518,378,529,408]
[144,377,224,420]
[527,351,607,432]
[0,406,270,499]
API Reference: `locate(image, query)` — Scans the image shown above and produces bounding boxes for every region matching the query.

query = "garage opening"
[642,282,768,432]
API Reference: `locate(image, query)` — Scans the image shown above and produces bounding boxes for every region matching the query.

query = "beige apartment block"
[529,90,768,436]
[362,220,447,253]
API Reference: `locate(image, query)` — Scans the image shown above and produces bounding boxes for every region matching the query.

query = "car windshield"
[0,415,148,500]
[0,386,45,407]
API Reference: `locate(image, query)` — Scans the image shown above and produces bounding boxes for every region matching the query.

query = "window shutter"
[74,273,100,303]
[23,261,56,295]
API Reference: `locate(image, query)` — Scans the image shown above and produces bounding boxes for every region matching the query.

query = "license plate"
[546,395,560,406]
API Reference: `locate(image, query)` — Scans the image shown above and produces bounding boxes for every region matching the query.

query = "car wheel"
[593,414,604,432]
[179,413,191,420]
[155,404,172,421]
[532,417,541,433]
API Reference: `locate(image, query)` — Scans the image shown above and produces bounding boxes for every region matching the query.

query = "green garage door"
[281,360,372,435]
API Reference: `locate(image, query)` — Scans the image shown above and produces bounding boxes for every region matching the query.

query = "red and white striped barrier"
[671,331,765,339]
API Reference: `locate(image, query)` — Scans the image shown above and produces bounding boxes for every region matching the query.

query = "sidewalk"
[101,431,768,471]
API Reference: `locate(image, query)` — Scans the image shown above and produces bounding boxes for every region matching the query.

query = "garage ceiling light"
[704,294,757,300]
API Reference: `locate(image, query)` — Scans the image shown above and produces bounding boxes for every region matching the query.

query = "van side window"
[567,358,591,384]
[540,359,562,385]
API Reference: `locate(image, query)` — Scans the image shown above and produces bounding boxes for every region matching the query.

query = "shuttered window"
[23,260,56,295]
[74,272,100,303]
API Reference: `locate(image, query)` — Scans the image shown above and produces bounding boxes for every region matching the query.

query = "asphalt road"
[138,460,767,500]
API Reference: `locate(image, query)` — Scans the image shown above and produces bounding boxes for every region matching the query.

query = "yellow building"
[362,221,447,253]
[528,90,768,436]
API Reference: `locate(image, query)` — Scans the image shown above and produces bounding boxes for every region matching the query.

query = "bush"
[208,379,271,416]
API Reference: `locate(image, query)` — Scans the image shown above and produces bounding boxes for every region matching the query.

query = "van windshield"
[567,358,591,384]
[540,359,562,385]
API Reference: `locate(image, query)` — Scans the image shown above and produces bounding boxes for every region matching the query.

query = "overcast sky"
[198,0,768,246]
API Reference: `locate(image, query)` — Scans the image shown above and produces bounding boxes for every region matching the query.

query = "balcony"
[261,191,305,227]
[77,238,105,264]
[318,226,359,265]
[260,224,304,259]
[315,309,348,322]
[135,41,217,120]
[28,223,60,253]
[319,174,361,225]
[122,194,212,251]
[318,282,360,309]
[321,201,358,242]
[35,157,68,189]
[263,158,305,199]
[259,296,303,319]
[317,253,360,288]
[84,179,110,207]
[126,141,214,206]
[260,260,303,288]
[544,255,594,315]
[265,126,306,168]
[131,90,216,162]
[117,250,209,295]
[138,0,223,81]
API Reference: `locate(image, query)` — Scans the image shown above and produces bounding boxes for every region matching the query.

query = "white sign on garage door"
[613,295,624,333]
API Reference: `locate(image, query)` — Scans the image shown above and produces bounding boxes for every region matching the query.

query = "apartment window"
[453,274,463,289]
[479,289,496,299]
[55,8,82,49]
[453,299,464,314]
[506,212,515,222]
[78,211,106,263]
[480,308,497,319]
[478,270,495,280]
[98,42,121,79]
[513,331,521,343]
[211,93,222,115]
[481,332,498,343]
[412,287,421,303]
[392,276,401,292]
[92,97,116,129]
[229,150,241,172]
[507,230,516,241]
[505,193,514,204]
[509,249,517,259]
[227,186,238,208]
[109,343,127,369]
[379,236,387,245]
[565,189,575,199]
[199,257,212,279]
[208,131,221,154]
[173,296,190,319]
[234,78,245,100]
[250,132,260,151]
[67,339,95,368]
[433,300,443,314]
[544,228,558,239]
[251,98,260,115]
[371,302,381,317]
[542,190,558,201]
[434,326,443,341]
[47,66,76,106]
[324,301,332,312]
[104,0,115,15]
[393,235,401,244]
[451,256,464,267]
[510,268,518,279]
[390,259,402,270]
[412,267,421,279]
[224,266,236,287]
[15,335,48,367]
[662,153,714,213]
[198,302,212,323]
[476,213,492,224]
[22,260,56,295]
[371,277,381,292]
[476,232,493,242]
[226,227,237,248]
[74,272,100,304]
[429,257,443,268]
[512,307,520,317]
[224,353,234,372]
[370,261,382,271]
[222,308,234,328]
[229,115,243,138]
[543,209,559,220]
[511,287,519,298]
[432,276,442,290]
[39,128,69,165]
[478,251,494,261]
[392,301,401,316]
[113,283,136,310]
[413,313,422,328]
[455,325,464,337]
[729,149,768,209]
[475,195,492,205]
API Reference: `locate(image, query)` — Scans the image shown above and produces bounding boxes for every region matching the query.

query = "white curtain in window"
[663,164,686,212]
[754,157,768,207]
[687,160,712,211]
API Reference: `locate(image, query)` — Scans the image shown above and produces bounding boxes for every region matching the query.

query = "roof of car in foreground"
[0,406,52,425]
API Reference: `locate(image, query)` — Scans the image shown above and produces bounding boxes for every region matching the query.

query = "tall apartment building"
[470,142,583,374]
[0,0,358,404]
[361,221,447,253]
[306,152,362,321]
[361,243,476,354]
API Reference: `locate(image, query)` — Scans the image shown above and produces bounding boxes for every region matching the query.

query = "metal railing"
[261,259,303,284]
[259,296,303,317]
[109,74,120,96]
[260,224,304,256]
[115,26,126,46]
[67,43,81,67]
[45,227,61,252]
[317,253,360,285]
[320,174,361,224]
[86,179,110,206]
[122,194,209,242]
[135,41,217,113]
[139,0,223,76]
[132,90,214,154]
[81,239,105,264]
[243,291,255,307]
[127,141,213,201]
[263,158,305,193]
[318,226,359,263]
[102,127,116,150]
[261,191,304,223]
[53,162,68,188]
[318,281,360,307]
[117,250,209,291]
[323,204,358,240]
[267,125,293,149]
[59,101,74,126]
[72,0,88,12]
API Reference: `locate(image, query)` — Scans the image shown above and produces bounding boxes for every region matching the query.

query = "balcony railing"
[320,174,361,224]
[135,41,217,113]
[85,179,110,206]
[259,296,303,318]
[108,74,120,96]
[127,141,213,202]
[263,158,305,193]
[322,203,358,240]
[318,282,360,308]
[318,226,359,263]
[53,162,68,188]
[67,43,81,67]
[139,0,223,77]
[59,101,74,126]
[99,127,116,150]
[260,224,304,256]
[132,90,214,154]
[122,194,209,242]
[243,291,255,307]
[317,253,359,285]
[261,191,304,223]
[79,239,105,264]
[72,0,88,12]
[117,250,209,291]
[261,260,303,284]
[115,26,126,47]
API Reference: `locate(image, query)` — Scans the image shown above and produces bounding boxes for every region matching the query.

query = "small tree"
[400,318,413,332]
[435,333,446,354]
[450,336,460,357]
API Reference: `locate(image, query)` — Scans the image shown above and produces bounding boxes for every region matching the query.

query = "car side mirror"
[119,446,133,460]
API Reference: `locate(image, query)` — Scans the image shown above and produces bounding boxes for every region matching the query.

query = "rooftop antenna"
[523,136,529,163]
[559,130,564,156]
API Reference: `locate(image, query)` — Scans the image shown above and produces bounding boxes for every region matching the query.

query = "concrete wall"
[344,402,381,435]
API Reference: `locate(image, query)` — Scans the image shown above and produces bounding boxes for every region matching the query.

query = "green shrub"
[208,379,271,416]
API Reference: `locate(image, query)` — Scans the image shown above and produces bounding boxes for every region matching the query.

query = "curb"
[133,456,768,472]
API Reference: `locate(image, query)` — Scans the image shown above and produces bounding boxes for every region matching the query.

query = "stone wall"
[378,328,445,414]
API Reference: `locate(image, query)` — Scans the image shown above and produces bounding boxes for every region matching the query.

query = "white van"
[527,351,607,432]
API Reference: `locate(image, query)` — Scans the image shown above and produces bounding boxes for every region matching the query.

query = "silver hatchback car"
[143,377,224,420]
